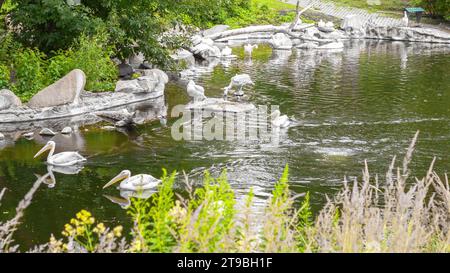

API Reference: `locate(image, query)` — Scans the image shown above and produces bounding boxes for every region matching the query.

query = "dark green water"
[1,40,449,250]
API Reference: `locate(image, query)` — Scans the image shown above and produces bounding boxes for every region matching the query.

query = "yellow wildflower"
[113,226,123,237]
[76,226,85,235]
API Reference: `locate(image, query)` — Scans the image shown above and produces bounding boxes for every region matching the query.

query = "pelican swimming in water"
[186,80,207,103]
[34,141,86,166]
[271,110,292,128]
[103,170,161,191]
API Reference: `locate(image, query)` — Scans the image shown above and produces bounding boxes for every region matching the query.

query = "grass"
[321,0,410,12]
[224,0,315,29]
[1,131,450,253]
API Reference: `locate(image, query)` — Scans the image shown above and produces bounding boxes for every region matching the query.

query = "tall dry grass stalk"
[311,131,450,253]
[0,176,43,252]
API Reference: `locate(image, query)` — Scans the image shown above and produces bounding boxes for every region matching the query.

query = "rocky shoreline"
[0,68,169,136]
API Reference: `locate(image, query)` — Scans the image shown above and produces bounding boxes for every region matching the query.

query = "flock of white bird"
[185,43,294,128]
[32,43,294,194]
[33,141,161,192]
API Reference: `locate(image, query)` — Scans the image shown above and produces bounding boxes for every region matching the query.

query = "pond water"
[1,40,449,250]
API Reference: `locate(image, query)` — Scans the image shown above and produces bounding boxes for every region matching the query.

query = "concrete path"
[282,0,404,27]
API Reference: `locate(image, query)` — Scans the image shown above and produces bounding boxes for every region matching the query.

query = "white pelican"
[271,110,291,128]
[318,20,326,28]
[221,46,232,56]
[223,74,255,100]
[402,11,409,27]
[244,44,258,56]
[186,80,207,102]
[103,170,161,191]
[34,141,86,166]
[325,21,334,28]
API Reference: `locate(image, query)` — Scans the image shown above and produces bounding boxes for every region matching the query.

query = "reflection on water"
[104,190,157,209]
[35,165,85,188]
[1,41,449,249]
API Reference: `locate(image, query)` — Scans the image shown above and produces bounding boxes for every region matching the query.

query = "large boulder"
[118,63,134,78]
[203,25,230,37]
[171,49,196,68]
[27,69,85,108]
[0,89,22,111]
[115,76,157,93]
[191,43,222,59]
[269,33,293,50]
[141,69,169,84]
[191,35,203,46]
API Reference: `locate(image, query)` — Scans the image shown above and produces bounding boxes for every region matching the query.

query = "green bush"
[10,48,48,101]
[48,33,117,92]
[0,64,10,89]
[2,32,117,102]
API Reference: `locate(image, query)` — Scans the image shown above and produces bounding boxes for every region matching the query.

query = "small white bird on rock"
[221,46,233,56]
[402,11,409,27]
[187,80,207,103]
[223,74,255,101]
[244,44,258,56]
[318,20,326,28]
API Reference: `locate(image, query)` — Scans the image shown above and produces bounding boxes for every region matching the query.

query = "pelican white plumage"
[221,46,233,56]
[271,110,291,128]
[318,20,326,28]
[34,141,86,166]
[244,44,258,56]
[325,21,334,28]
[223,74,255,100]
[187,80,207,102]
[402,11,409,27]
[103,170,161,191]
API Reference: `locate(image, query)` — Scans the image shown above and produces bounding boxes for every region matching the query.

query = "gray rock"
[137,76,158,92]
[0,133,4,140]
[191,43,222,59]
[318,26,336,33]
[269,33,293,50]
[171,49,196,68]
[118,63,134,78]
[28,69,85,108]
[0,89,22,110]
[203,25,230,37]
[141,69,169,84]
[61,127,73,134]
[115,79,145,93]
[191,35,203,46]
[39,128,56,136]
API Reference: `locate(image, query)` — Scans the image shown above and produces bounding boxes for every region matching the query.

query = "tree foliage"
[411,0,450,20]
[8,0,252,67]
